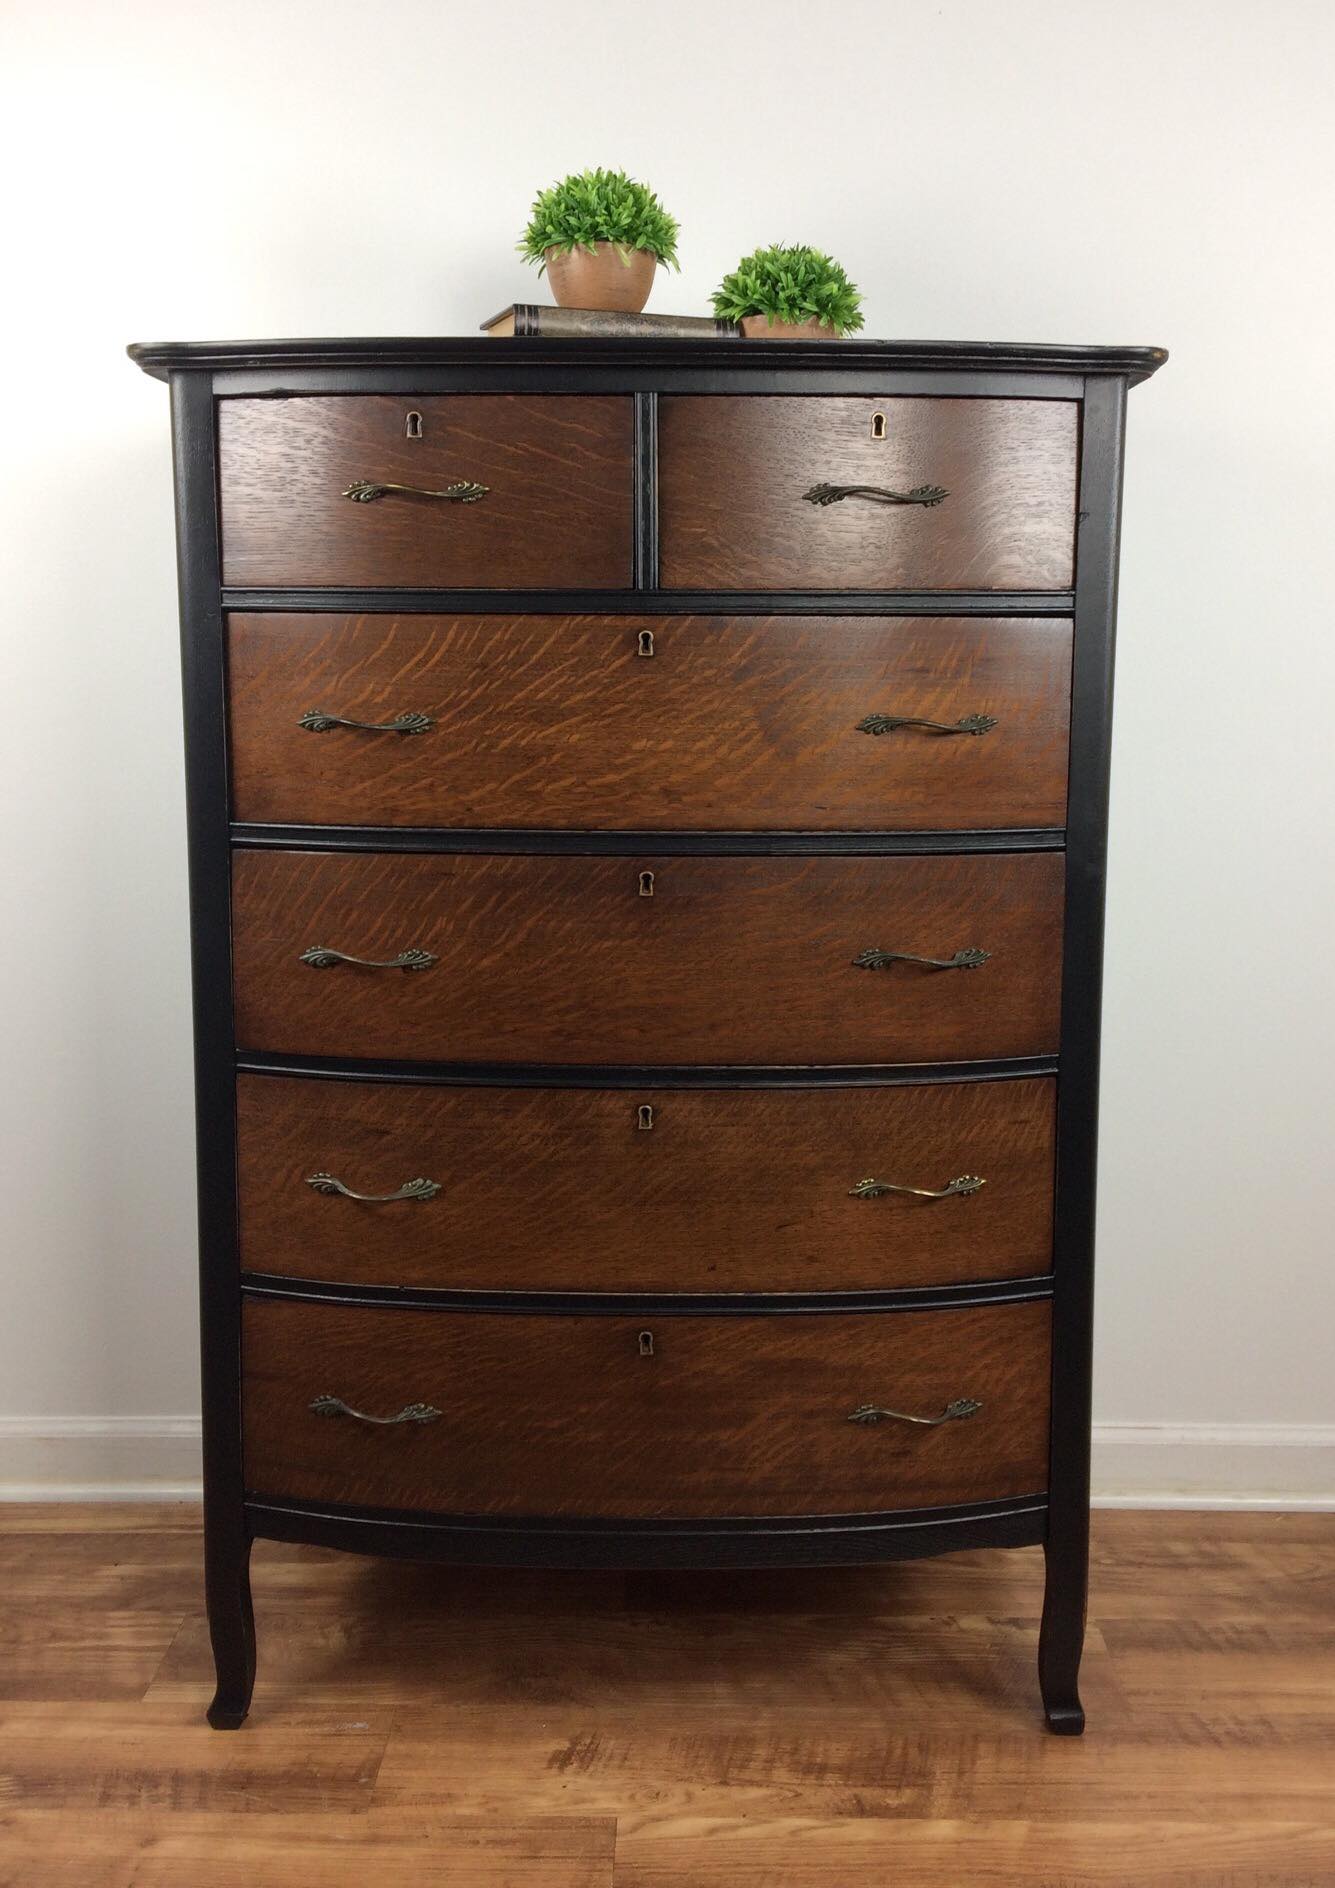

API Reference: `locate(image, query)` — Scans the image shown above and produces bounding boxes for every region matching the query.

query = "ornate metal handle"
[853,947,990,971]
[299,946,437,971]
[804,482,948,508]
[343,478,488,504]
[857,712,997,738]
[298,710,433,735]
[310,1394,441,1426]
[849,1174,985,1201]
[848,1397,982,1427]
[306,1171,441,1203]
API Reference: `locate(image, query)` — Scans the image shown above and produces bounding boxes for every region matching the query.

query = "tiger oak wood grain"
[226,613,1073,831]
[236,1074,1055,1293]
[658,397,1078,590]
[230,849,1064,1065]
[241,1298,1051,1517]
[219,395,633,588]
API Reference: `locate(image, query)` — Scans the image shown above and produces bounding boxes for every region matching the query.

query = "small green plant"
[711,243,865,335]
[519,168,680,273]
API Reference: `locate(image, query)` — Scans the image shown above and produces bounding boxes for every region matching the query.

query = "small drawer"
[242,1296,1052,1518]
[218,396,634,588]
[237,1074,1056,1294]
[227,613,1072,832]
[658,397,1078,590]
[231,849,1065,1066]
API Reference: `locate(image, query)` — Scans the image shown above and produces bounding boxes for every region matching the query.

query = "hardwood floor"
[1,1505,1332,1885]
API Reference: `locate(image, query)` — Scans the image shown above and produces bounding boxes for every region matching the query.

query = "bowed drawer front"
[242,1296,1052,1519]
[231,848,1065,1065]
[658,396,1079,590]
[236,1073,1056,1295]
[219,395,635,588]
[228,613,1073,832]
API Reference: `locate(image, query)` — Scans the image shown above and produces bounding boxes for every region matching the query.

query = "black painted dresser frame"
[131,336,1165,1734]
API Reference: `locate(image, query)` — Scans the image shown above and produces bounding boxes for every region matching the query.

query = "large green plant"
[712,243,864,334]
[519,169,680,272]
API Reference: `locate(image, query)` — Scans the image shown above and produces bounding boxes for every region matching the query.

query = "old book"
[481,303,738,339]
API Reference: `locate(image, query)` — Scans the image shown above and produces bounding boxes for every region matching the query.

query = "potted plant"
[712,243,865,338]
[519,168,680,314]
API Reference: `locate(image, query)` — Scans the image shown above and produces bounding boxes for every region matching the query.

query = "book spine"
[511,305,738,340]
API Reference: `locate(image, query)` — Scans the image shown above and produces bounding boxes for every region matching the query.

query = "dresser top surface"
[127,335,1168,384]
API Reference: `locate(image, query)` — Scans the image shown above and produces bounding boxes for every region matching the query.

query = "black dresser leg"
[205,1531,256,1729]
[1038,1534,1087,1734]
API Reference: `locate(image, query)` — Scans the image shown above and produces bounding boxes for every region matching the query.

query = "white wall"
[3,0,1333,1499]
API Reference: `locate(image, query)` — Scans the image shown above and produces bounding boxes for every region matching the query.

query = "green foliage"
[711,243,865,335]
[519,169,680,272]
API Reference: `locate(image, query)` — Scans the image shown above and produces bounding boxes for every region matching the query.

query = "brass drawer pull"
[857,712,997,738]
[853,946,989,971]
[299,945,437,971]
[848,1397,982,1428]
[849,1173,985,1202]
[306,1171,441,1204]
[804,481,948,508]
[310,1394,441,1426]
[298,709,434,735]
[342,478,488,505]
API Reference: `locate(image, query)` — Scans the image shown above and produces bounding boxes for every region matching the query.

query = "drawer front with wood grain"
[231,849,1065,1066]
[218,396,634,588]
[658,396,1078,590]
[242,1296,1051,1517]
[237,1073,1055,1294]
[228,613,1073,832]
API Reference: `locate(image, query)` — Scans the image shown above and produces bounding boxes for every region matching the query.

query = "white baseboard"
[1,1417,1332,1510]
[1090,1422,1335,1511]
[0,1416,202,1501]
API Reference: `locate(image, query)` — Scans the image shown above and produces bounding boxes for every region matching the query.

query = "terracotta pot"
[544,242,658,314]
[739,314,829,340]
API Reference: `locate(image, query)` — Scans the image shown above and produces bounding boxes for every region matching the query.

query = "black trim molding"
[231,823,1065,857]
[235,1051,1059,1090]
[246,1491,1050,1569]
[240,1272,1054,1318]
[130,335,1167,384]
[221,587,1077,616]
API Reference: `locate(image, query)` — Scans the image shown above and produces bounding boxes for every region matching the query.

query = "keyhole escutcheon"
[405,410,423,438]
[638,869,655,898]
[637,629,655,658]
[637,1104,655,1131]
[638,1330,655,1357]
[870,411,887,441]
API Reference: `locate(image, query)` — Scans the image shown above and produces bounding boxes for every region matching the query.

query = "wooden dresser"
[130,334,1165,1733]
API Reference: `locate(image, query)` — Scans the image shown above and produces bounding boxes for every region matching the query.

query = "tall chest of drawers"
[130,334,1165,1732]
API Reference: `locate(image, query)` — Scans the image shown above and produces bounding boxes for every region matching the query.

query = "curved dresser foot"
[205,1531,256,1730]
[1043,1694,1086,1736]
[1038,1535,1088,1736]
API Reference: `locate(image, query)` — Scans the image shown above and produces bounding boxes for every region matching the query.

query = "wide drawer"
[658,397,1078,590]
[228,613,1072,832]
[242,1296,1051,1517]
[231,849,1065,1065]
[237,1074,1055,1293]
[218,396,634,588]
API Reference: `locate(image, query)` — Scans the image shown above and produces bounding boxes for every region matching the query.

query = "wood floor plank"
[1,1505,1332,1886]
[0,1608,186,1702]
[610,1818,1335,1887]
[0,1701,387,1811]
[0,1812,614,1888]
[370,1703,1335,1822]
[145,1602,1109,1722]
